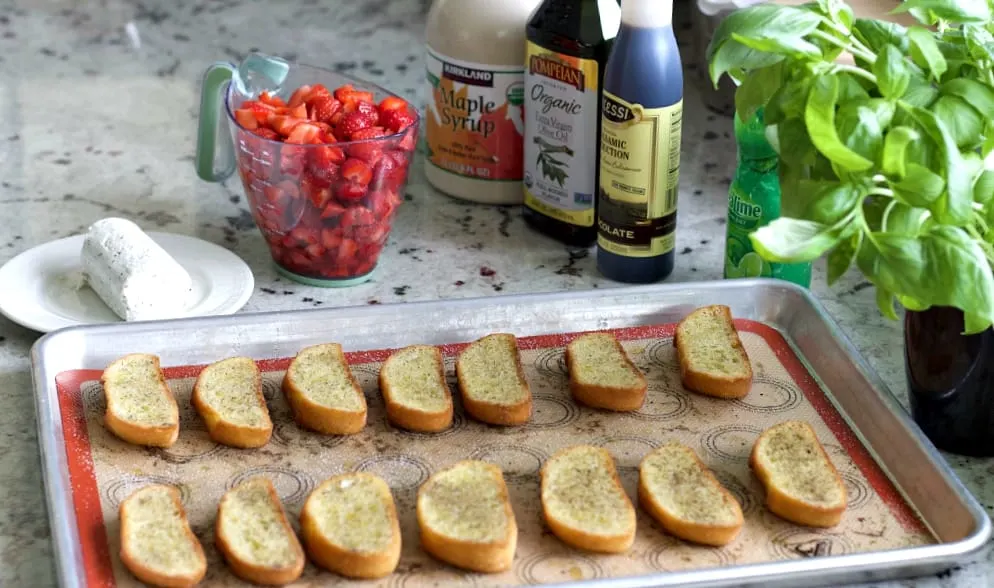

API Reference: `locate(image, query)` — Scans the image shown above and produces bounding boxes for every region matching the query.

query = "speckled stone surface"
[0,0,991,586]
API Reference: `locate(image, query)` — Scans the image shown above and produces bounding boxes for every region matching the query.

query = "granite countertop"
[0,0,991,586]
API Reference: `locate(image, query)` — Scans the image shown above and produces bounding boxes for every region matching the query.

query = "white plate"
[0,232,255,333]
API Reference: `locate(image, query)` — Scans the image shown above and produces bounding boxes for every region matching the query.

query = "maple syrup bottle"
[596,0,683,283]
[522,0,621,247]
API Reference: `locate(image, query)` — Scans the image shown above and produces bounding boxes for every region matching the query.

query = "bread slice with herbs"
[192,357,272,448]
[540,445,636,553]
[750,421,847,527]
[283,343,366,435]
[566,332,647,411]
[638,442,743,546]
[215,477,305,585]
[674,305,753,399]
[300,473,401,579]
[455,334,532,425]
[417,460,517,573]
[119,484,206,588]
[379,345,453,432]
[101,353,179,448]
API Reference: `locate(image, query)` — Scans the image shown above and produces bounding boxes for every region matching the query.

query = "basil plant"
[707,0,994,333]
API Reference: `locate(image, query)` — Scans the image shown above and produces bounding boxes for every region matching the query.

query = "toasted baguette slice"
[192,357,272,448]
[300,473,401,579]
[283,343,366,435]
[566,332,647,411]
[674,305,753,399]
[101,354,179,448]
[119,484,206,588]
[541,445,636,553]
[379,345,453,432]
[215,478,305,585]
[455,334,532,425]
[417,460,517,573]
[750,421,847,527]
[638,442,743,546]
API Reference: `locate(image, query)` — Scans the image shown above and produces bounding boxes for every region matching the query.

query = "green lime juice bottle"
[724,108,811,287]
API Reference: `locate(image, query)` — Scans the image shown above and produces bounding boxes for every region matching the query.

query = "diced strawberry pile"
[231,83,418,280]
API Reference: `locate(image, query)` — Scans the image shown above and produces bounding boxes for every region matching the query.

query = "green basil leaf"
[735,62,784,123]
[882,201,930,235]
[897,295,931,312]
[837,73,871,102]
[893,0,992,24]
[858,227,994,330]
[909,26,948,81]
[876,287,900,320]
[901,74,941,108]
[803,182,862,225]
[974,168,994,204]
[892,163,945,207]
[764,78,811,125]
[731,33,824,59]
[873,44,913,99]
[853,98,896,129]
[750,217,846,263]
[941,78,994,119]
[777,118,818,166]
[827,232,862,285]
[836,104,884,162]
[904,105,975,225]
[805,75,874,171]
[852,19,909,54]
[932,95,985,149]
[881,126,920,177]
[707,5,822,84]
[862,194,890,232]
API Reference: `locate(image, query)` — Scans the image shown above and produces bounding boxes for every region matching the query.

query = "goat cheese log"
[81,218,193,321]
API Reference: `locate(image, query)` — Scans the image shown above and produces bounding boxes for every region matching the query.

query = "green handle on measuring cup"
[195,62,237,182]
[194,54,291,182]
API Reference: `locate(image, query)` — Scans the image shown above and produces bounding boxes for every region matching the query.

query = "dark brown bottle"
[522,0,621,247]
[906,306,994,456]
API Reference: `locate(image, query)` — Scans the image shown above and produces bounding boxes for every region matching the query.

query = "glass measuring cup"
[195,53,419,287]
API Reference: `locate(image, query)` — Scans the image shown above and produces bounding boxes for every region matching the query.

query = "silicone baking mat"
[54,320,933,587]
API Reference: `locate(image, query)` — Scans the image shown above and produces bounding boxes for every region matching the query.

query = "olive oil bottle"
[596,0,683,283]
[522,0,621,247]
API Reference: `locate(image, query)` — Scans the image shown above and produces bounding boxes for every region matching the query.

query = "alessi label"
[425,46,525,182]
[522,42,599,227]
[597,92,683,258]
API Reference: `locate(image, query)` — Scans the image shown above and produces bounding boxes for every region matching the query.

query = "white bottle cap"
[622,0,674,28]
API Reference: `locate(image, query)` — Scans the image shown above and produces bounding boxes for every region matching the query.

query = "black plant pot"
[906,307,994,456]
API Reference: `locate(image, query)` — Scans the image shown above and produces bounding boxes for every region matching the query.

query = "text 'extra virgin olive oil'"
[522,0,621,247]
[596,0,683,283]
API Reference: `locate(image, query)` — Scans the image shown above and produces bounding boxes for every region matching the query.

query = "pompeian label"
[425,46,526,181]
[522,42,599,227]
[597,92,683,257]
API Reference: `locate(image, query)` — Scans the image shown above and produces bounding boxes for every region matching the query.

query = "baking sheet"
[32,280,992,588]
[56,322,930,586]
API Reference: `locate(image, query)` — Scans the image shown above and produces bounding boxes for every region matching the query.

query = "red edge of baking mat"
[53,320,927,588]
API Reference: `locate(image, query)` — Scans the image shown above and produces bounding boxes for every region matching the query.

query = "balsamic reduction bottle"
[596,0,683,283]
[522,0,622,247]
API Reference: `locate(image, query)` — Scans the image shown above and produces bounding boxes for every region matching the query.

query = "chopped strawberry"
[309,95,342,125]
[341,206,376,229]
[336,181,368,203]
[336,111,377,140]
[280,149,306,176]
[252,128,280,140]
[309,146,344,184]
[340,158,373,186]
[335,238,359,263]
[321,202,347,220]
[264,180,298,204]
[300,174,332,208]
[378,96,409,115]
[305,84,332,105]
[321,228,343,248]
[288,103,308,119]
[234,109,258,130]
[259,91,287,107]
[287,85,313,108]
[344,100,380,123]
[305,243,326,258]
[268,114,307,136]
[382,108,417,133]
[397,127,417,151]
[286,123,322,144]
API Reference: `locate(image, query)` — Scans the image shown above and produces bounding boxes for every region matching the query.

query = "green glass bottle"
[724,108,811,287]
